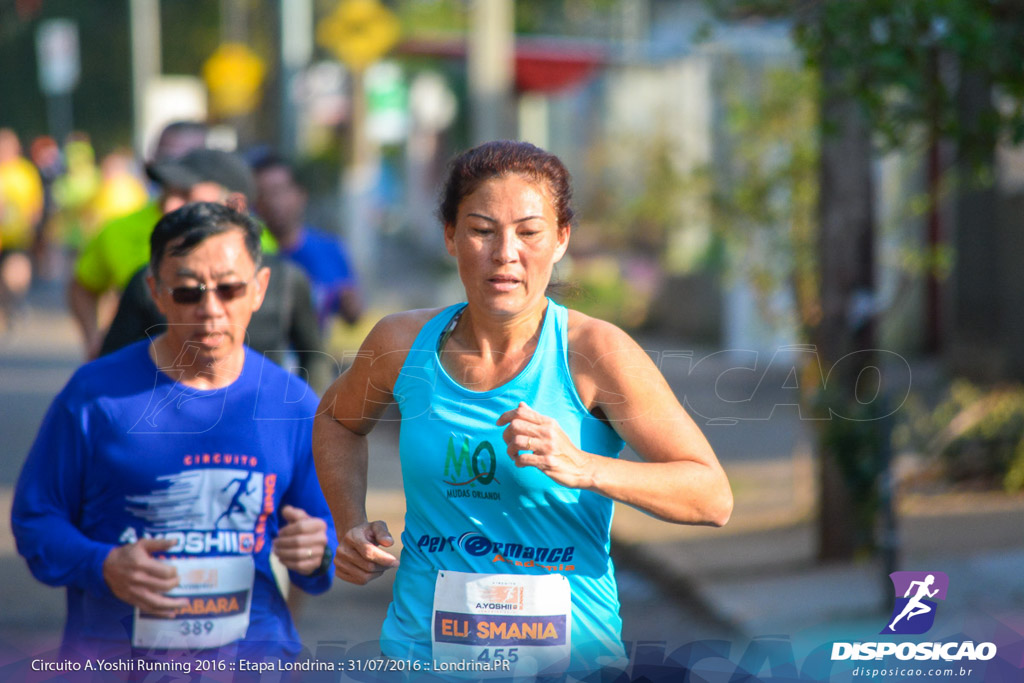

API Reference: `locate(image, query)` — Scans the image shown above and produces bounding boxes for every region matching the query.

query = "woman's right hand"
[334,520,400,585]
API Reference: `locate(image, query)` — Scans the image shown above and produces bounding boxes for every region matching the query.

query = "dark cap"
[147,148,255,202]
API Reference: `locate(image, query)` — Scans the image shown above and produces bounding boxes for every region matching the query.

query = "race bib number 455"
[133,556,255,650]
[432,571,571,678]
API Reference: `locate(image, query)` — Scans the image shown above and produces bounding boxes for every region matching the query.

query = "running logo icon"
[882,571,949,635]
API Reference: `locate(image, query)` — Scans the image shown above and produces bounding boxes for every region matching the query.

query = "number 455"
[477,647,519,663]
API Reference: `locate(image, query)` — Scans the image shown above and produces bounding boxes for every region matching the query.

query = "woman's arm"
[497,312,732,526]
[312,310,436,583]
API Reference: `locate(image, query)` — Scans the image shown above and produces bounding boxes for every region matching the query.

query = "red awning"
[397,36,606,94]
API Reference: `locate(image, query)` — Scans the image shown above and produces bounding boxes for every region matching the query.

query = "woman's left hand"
[497,402,596,490]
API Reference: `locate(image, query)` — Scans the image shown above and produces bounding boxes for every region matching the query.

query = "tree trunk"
[814,61,877,562]
[948,68,1003,381]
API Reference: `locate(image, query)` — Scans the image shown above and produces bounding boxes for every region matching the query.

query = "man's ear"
[225,193,248,213]
[252,265,271,311]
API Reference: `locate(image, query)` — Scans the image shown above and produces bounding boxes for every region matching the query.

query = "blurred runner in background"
[52,132,101,254]
[27,135,63,280]
[87,147,148,232]
[68,121,208,358]
[252,154,362,331]
[0,128,44,331]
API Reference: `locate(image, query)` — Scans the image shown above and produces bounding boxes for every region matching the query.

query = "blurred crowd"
[0,122,361,392]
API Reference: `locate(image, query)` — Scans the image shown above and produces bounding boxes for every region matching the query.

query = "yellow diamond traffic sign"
[317,0,401,72]
[202,43,267,117]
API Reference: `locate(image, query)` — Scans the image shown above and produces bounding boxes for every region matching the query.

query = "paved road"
[0,281,736,670]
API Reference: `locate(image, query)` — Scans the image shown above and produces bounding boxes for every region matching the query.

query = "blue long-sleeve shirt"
[12,341,334,657]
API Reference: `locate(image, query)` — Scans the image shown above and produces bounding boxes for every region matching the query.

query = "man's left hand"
[273,505,329,575]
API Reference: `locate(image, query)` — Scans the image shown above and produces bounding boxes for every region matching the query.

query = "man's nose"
[195,286,227,316]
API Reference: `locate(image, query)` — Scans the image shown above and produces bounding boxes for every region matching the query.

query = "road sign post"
[316,0,401,290]
[35,19,80,142]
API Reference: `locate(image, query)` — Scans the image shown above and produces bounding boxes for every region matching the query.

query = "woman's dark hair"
[437,140,575,228]
[149,202,262,276]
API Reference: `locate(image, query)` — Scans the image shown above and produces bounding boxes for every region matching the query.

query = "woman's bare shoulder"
[565,308,641,360]
[337,307,451,399]
[365,307,449,352]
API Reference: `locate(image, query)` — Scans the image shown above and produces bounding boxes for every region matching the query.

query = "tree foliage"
[720,0,1024,158]
[712,62,820,336]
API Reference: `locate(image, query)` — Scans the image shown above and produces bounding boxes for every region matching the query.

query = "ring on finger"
[307,548,313,559]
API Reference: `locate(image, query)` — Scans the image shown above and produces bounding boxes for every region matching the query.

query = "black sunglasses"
[165,280,251,305]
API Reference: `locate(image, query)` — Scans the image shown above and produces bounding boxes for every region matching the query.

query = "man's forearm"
[67,278,102,357]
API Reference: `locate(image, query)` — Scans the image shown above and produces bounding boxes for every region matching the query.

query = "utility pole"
[468,0,514,144]
[316,0,401,290]
[220,0,247,42]
[278,0,313,159]
[130,0,161,156]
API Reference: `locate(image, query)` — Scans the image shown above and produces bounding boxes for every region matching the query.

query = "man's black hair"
[149,202,262,277]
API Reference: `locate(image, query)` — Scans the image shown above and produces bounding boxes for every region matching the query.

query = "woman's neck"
[449,300,548,358]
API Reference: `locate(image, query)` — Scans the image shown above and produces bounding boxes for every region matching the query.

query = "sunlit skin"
[313,172,733,587]
[145,228,270,389]
[441,174,570,389]
[445,174,569,319]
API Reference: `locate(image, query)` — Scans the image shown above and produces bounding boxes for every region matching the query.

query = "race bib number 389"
[432,571,571,678]
[132,556,255,650]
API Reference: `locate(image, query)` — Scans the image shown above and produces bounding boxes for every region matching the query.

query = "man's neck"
[149,337,245,390]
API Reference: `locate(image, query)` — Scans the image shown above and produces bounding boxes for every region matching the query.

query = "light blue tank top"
[381,299,627,673]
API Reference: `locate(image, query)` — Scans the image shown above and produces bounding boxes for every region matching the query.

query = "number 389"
[180,620,214,636]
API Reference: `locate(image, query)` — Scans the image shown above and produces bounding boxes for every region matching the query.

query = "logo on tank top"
[416,532,576,573]
[442,435,502,502]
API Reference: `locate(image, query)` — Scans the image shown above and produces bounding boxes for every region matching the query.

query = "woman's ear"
[553,224,571,263]
[444,223,457,256]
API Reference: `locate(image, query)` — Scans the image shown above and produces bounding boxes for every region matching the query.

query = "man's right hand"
[102,538,189,618]
[334,520,399,585]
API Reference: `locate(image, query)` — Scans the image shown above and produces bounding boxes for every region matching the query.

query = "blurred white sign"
[366,61,408,145]
[142,76,209,160]
[410,71,457,133]
[300,61,349,126]
[36,19,80,96]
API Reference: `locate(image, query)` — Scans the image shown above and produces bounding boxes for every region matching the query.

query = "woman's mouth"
[488,275,521,292]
